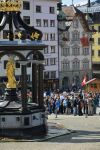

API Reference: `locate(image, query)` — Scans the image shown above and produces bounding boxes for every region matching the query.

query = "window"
[49,7,55,14]
[23,16,30,24]
[62,61,70,71]
[90,38,94,43]
[82,61,89,70]
[51,46,55,53]
[23,1,30,10]
[45,58,49,66]
[98,38,100,45]
[72,59,80,70]
[44,46,48,54]
[3,30,9,39]
[43,20,48,27]
[72,31,80,41]
[98,50,100,56]
[50,58,56,65]
[72,47,80,55]
[92,50,94,56]
[36,19,41,27]
[50,20,55,27]
[51,71,56,78]
[24,117,29,126]
[50,33,55,41]
[44,72,49,79]
[62,47,70,56]
[44,33,49,41]
[36,5,41,13]
[83,48,89,55]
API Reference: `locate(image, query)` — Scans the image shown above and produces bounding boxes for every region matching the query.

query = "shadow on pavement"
[46,130,100,143]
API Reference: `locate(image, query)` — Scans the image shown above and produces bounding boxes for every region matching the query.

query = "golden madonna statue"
[6,57,17,88]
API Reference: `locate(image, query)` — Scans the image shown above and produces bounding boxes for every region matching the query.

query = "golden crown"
[0,0,22,12]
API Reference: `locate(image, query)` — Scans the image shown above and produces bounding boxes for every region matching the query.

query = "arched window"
[82,59,89,70]
[82,47,89,55]
[62,47,70,56]
[72,31,80,41]
[72,58,80,70]
[72,46,80,55]
[61,59,70,71]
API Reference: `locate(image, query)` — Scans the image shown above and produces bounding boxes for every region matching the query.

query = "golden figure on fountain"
[6,57,17,88]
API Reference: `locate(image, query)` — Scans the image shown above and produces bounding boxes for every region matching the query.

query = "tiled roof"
[62,6,75,17]
[62,5,90,32]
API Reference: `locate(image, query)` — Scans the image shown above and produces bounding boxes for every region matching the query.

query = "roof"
[62,6,90,32]
[77,1,100,13]
[62,6,75,19]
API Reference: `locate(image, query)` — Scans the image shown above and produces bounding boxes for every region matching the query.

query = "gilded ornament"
[6,58,17,89]
[0,0,22,12]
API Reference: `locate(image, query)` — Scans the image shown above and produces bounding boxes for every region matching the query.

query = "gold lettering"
[31,32,40,40]
[17,32,22,39]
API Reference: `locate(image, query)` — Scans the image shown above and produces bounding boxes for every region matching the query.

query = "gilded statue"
[6,58,17,88]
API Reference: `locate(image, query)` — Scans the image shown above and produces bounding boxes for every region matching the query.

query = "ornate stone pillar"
[32,63,38,103]
[20,61,28,112]
[38,64,44,108]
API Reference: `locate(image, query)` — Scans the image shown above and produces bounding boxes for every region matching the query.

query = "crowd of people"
[44,90,100,118]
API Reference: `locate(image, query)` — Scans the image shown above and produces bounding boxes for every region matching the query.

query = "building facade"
[90,12,100,79]
[0,0,59,91]
[78,1,100,80]
[58,6,92,90]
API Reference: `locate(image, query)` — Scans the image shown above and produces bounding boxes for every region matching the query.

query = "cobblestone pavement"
[0,114,100,150]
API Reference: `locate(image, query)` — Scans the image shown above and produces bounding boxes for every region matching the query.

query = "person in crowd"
[66,97,71,114]
[73,96,78,116]
[77,96,83,116]
[55,98,60,118]
[88,95,93,115]
[84,95,88,117]
[63,98,67,114]
[43,89,100,117]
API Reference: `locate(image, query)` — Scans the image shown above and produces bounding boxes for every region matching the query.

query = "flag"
[81,75,87,86]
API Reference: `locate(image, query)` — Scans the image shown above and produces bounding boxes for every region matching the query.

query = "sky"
[62,0,95,6]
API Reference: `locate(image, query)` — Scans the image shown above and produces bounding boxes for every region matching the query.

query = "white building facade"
[0,0,59,91]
